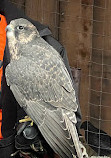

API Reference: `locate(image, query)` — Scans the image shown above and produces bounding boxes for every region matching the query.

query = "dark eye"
[17,26,24,30]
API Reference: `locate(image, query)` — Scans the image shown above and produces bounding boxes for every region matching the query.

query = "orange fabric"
[0,14,7,89]
[0,14,7,59]
[0,14,7,139]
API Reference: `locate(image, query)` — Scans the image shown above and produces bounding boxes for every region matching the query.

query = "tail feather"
[64,113,83,158]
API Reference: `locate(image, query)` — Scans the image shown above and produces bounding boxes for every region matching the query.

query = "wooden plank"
[59,0,93,122]
[24,0,43,22]
[25,0,59,39]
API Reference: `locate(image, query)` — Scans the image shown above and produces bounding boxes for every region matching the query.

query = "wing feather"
[9,84,76,157]
[5,57,78,111]
[26,101,76,157]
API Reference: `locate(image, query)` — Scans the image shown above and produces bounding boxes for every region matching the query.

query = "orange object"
[0,14,7,139]
[0,14,7,88]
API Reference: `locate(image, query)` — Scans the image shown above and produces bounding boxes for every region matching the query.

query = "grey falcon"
[5,18,85,158]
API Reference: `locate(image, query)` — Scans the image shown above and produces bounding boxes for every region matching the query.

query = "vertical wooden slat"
[25,0,59,39]
[59,0,93,122]
[101,0,111,135]
[24,0,43,22]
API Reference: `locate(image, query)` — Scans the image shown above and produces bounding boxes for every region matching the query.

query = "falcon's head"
[6,18,40,44]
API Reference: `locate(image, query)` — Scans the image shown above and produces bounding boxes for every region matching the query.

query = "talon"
[19,116,33,126]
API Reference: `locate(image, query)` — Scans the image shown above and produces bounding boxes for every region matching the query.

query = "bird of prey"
[5,18,85,158]
[81,121,111,156]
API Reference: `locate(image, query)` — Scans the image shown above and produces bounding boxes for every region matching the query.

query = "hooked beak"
[6,25,11,31]
[6,25,13,32]
[6,24,14,38]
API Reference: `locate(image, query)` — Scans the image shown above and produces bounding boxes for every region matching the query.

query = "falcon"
[5,18,84,158]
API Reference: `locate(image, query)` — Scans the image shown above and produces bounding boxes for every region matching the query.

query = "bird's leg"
[19,116,33,126]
